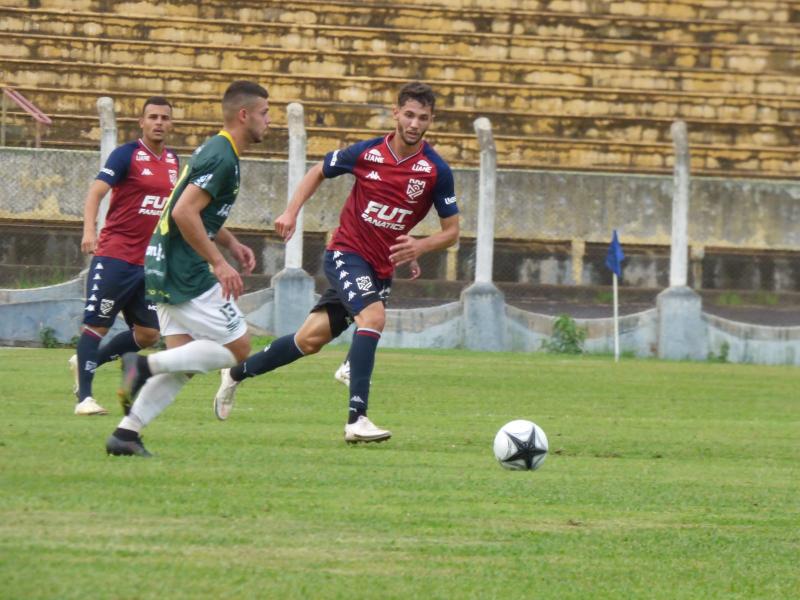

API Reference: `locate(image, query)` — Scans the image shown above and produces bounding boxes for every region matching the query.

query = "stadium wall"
[1,147,799,291]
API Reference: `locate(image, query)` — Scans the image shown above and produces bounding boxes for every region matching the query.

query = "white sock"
[149,340,237,374]
[118,413,143,434]
[129,373,189,427]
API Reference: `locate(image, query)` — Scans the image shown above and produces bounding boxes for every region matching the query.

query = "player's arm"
[215,227,256,275]
[389,214,459,268]
[81,179,112,254]
[274,161,325,242]
[171,184,243,300]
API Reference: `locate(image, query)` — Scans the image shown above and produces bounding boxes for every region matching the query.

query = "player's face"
[244,97,271,144]
[393,99,433,147]
[139,104,173,146]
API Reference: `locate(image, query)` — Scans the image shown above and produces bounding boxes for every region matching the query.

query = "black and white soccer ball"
[493,419,548,471]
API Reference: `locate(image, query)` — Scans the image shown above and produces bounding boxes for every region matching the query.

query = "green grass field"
[1,345,798,599]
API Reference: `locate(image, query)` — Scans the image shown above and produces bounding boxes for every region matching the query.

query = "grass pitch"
[1,345,798,599]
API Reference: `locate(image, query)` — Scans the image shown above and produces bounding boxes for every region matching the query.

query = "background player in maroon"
[69,97,178,415]
[214,81,460,443]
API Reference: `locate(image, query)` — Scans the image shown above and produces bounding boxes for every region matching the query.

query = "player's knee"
[295,331,326,356]
[355,304,385,332]
[135,328,160,348]
[228,334,252,363]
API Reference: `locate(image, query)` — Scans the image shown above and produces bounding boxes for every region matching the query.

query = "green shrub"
[542,314,587,354]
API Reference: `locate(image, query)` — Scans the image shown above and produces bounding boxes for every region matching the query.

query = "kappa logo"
[141,168,154,176]
[365,148,384,164]
[85,304,95,312]
[342,281,352,290]
[412,159,432,173]
[365,170,381,181]
[333,251,342,259]
[95,262,104,270]
[348,291,357,301]
[336,260,345,268]
[136,151,150,162]
[355,276,373,292]
[89,294,98,302]
[329,149,340,167]
[339,270,349,280]
[100,299,115,315]
[406,178,426,201]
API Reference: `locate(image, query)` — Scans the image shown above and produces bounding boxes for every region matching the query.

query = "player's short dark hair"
[222,81,269,118]
[397,81,436,112]
[141,96,172,115]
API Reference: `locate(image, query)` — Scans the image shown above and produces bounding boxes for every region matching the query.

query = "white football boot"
[344,415,392,444]
[74,396,109,416]
[68,354,79,399]
[214,368,240,421]
[334,360,350,387]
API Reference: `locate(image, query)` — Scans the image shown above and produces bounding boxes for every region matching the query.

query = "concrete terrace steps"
[9,85,800,149]
[5,28,800,89]
[20,0,794,27]
[6,0,798,22]
[6,24,800,75]
[3,5,798,49]
[4,60,799,175]
[8,108,798,179]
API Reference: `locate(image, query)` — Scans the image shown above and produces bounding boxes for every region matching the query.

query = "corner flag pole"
[605,230,624,363]
[612,271,620,363]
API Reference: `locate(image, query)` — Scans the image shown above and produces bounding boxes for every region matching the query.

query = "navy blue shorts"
[82,255,159,329]
[311,250,392,338]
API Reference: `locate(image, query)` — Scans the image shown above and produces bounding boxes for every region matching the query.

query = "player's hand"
[275,211,297,242]
[212,259,244,300]
[409,259,422,280]
[389,235,420,267]
[80,231,97,255]
[230,242,256,275]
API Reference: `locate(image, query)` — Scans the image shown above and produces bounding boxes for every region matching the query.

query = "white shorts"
[157,283,248,345]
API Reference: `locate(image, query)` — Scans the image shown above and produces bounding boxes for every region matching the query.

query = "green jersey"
[145,131,241,304]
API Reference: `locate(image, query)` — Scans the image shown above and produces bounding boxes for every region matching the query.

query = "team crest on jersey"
[355,276,373,292]
[365,148,384,164]
[169,170,178,185]
[136,151,150,162]
[406,178,426,200]
[412,159,432,173]
[100,299,115,315]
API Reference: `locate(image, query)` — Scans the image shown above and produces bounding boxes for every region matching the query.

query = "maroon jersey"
[322,133,458,278]
[94,139,178,265]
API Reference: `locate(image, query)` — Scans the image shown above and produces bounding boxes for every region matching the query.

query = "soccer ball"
[493,419,548,471]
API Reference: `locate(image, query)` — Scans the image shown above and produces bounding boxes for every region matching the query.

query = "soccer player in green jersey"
[105,81,270,457]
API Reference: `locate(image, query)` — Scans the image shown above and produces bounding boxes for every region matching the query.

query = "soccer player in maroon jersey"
[214,81,460,443]
[69,97,178,415]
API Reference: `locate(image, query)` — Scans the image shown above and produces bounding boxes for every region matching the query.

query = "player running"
[214,81,460,444]
[70,97,177,416]
[105,81,269,456]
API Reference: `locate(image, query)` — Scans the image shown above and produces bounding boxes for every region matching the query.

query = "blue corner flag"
[605,230,625,277]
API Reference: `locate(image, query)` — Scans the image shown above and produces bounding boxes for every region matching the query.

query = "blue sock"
[76,329,103,401]
[230,334,304,381]
[97,329,140,366]
[347,328,380,424]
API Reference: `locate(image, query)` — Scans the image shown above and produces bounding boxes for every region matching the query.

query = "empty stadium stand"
[0,0,797,177]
